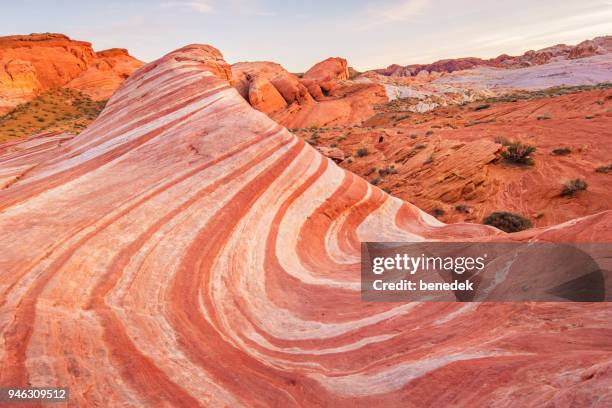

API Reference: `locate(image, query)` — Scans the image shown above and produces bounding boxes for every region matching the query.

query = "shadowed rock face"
[0,33,142,114]
[1,44,611,407]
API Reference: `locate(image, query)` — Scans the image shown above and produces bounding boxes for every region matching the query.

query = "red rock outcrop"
[233,59,386,128]
[303,57,350,93]
[304,57,350,81]
[0,33,142,114]
[64,48,143,101]
[1,44,611,407]
[232,61,312,114]
[568,36,612,59]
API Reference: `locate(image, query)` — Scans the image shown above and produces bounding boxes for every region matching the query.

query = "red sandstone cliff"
[232,57,386,128]
[0,33,142,114]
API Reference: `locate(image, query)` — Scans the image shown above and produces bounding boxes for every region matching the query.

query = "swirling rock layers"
[0,44,611,407]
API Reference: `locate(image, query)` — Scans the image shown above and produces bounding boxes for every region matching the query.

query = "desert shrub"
[431,207,445,217]
[561,178,588,196]
[365,167,377,176]
[595,164,612,173]
[414,144,427,150]
[410,133,417,139]
[371,177,381,185]
[378,166,398,176]
[424,154,434,164]
[337,135,346,142]
[356,148,369,157]
[455,204,470,213]
[474,104,490,111]
[551,147,571,156]
[425,130,434,136]
[483,211,532,233]
[536,114,551,120]
[501,142,536,165]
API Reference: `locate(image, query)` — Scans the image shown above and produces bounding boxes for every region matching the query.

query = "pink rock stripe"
[0,44,611,407]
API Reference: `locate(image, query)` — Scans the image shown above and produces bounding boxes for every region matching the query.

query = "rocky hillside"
[0,33,142,114]
[374,35,612,76]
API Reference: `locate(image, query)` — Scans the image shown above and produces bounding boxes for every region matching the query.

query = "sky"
[1,0,612,72]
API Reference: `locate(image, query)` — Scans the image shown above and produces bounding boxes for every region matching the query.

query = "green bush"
[551,147,571,156]
[356,148,369,157]
[595,164,611,173]
[455,204,470,213]
[378,166,397,176]
[431,207,445,218]
[474,104,490,111]
[483,211,532,233]
[561,178,587,197]
[501,142,536,165]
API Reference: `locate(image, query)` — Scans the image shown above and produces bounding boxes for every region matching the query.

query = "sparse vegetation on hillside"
[479,83,612,104]
[595,164,612,173]
[473,103,490,111]
[561,178,588,197]
[483,211,532,233]
[431,207,445,218]
[455,204,471,213]
[378,166,397,176]
[0,88,107,142]
[501,142,536,165]
[552,147,571,156]
[356,148,369,157]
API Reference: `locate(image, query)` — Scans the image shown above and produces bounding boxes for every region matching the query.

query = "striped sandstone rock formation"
[0,44,611,407]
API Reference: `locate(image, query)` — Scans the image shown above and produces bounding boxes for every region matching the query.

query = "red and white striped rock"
[0,44,611,407]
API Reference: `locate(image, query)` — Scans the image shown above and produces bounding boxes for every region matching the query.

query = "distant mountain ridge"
[374,35,612,77]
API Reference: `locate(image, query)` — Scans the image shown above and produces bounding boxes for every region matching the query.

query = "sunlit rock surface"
[0,44,611,407]
[0,33,142,114]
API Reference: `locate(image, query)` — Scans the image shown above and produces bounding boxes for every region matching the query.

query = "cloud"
[158,0,276,16]
[352,0,430,31]
[159,1,215,14]
[372,0,430,22]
